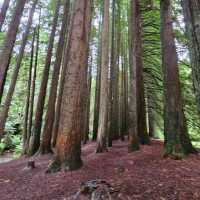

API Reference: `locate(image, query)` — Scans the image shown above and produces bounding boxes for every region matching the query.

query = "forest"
[0,0,200,199]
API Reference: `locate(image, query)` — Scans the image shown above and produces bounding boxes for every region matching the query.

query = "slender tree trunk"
[160,0,196,158]
[83,56,92,144]
[181,0,200,115]
[128,0,142,152]
[0,0,37,139]
[0,0,11,31]
[130,0,150,148]
[39,0,70,155]
[0,0,26,103]
[28,0,61,156]
[147,90,155,138]
[51,8,72,148]
[92,18,102,141]
[108,0,119,147]
[25,17,41,154]
[96,0,110,153]
[47,0,92,172]
[120,36,127,140]
[23,28,36,153]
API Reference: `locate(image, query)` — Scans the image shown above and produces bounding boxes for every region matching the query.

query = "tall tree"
[0,0,27,103]
[83,55,92,144]
[51,7,72,148]
[47,0,92,172]
[0,0,38,139]
[92,16,102,141]
[39,0,70,154]
[160,0,196,158]
[120,35,128,140]
[28,0,61,156]
[128,0,141,152]
[181,0,200,115]
[96,0,110,153]
[23,28,36,153]
[25,20,41,153]
[134,0,150,145]
[109,0,120,146]
[0,0,11,31]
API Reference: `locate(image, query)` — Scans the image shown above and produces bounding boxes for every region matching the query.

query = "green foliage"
[0,134,22,156]
[0,142,6,155]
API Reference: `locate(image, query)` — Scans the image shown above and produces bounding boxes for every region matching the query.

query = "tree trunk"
[128,0,143,152]
[39,0,70,155]
[92,18,102,141]
[83,56,92,144]
[25,15,41,154]
[51,7,72,148]
[120,35,128,140]
[28,0,61,156]
[23,28,36,153]
[47,0,92,172]
[147,90,155,138]
[0,0,37,139]
[0,0,11,31]
[96,0,110,153]
[160,0,196,158]
[130,0,149,147]
[109,0,120,147]
[181,0,200,115]
[0,0,26,103]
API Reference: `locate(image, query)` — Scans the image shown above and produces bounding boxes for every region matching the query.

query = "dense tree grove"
[0,0,200,172]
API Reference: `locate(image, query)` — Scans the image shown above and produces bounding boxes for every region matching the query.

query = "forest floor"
[0,140,200,200]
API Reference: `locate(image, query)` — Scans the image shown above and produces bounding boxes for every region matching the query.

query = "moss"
[46,156,83,173]
[163,142,185,160]
[46,159,61,173]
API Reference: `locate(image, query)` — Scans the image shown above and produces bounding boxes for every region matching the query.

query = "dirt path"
[0,140,200,200]
[0,153,13,164]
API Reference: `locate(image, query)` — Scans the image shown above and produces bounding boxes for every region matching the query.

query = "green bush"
[0,142,6,155]
[0,134,22,156]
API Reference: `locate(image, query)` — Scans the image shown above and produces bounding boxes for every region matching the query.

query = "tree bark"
[0,0,37,139]
[96,0,110,153]
[108,0,120,147]
[39,0,70,155]
[160,0,197,158]
[47,0,92,172]
[83,56,92,144]
[0,0,26,103]
[23,28,36,153]
[51,6,72,148]
[92,16,102,141]
[0,0,11,31]
[128,0,143,152]
[25,19,40,154]
[181,0,200,115]
[28,0,61,156]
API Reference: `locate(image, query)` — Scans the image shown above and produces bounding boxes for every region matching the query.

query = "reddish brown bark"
[39,0,70,155]
[28,0,61,156]
[47,0,92,172]
[51,8,71,148]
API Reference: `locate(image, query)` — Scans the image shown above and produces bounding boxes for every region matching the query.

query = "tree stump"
[27,160,35,169]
